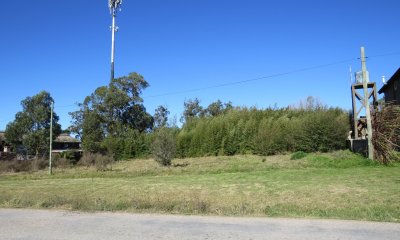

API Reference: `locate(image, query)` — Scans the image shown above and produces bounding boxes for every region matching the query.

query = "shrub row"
[94,129,152,160]
[176,107,349,158]
[92,107,349,160]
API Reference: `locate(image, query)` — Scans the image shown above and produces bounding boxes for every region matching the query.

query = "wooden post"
[351,84,358,139]
[360,47,374,160]
[49,101,54,174]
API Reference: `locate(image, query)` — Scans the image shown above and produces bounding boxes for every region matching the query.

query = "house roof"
[55,133,80,143]
[378,68,400,94]
[0,132,81,143]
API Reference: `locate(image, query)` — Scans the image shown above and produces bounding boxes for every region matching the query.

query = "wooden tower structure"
[351,82,377,139]
[349,47,376,159]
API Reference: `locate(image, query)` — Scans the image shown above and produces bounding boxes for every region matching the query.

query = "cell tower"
[109,0,122,81]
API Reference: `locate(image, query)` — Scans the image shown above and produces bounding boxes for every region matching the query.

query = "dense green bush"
[99,129,152,160]
[122,129,152,159]
[294,109,348,152]
[291,151,308,160]
[176,107,349,158]
[102,136,125,160]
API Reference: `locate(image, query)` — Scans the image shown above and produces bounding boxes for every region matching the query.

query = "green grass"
[290,151,308,160]
[0,150,399,222]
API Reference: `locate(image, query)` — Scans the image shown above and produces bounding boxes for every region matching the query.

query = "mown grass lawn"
[0,150,399,222]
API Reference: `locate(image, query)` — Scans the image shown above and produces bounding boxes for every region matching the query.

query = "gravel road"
[0,209,399,240]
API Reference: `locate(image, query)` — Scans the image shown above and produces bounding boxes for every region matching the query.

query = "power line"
[143,51,400,99]
[45,51,400,107]
[143,58,358,99]
[11,52,399,110]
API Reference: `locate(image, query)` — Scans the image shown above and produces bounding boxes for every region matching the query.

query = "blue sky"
[0,0,399,130]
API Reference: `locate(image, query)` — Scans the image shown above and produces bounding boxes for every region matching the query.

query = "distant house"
[1,132,82,160]
[378,68,400,105]
[52,133,81,153]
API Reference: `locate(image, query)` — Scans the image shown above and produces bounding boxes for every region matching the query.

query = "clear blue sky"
[1,0,399,130]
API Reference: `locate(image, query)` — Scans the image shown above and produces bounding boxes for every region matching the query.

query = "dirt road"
[0,209,399,240]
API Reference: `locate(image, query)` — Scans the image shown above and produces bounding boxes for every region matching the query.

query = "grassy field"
[0,150,399,222]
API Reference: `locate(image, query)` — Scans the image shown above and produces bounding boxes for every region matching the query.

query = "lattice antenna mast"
[109,0,122,82]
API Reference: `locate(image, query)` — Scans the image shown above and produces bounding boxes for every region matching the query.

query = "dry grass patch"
[0,151,399,222]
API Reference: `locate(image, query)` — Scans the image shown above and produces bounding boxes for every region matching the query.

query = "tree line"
[176,104,349,158]
[4,72,351,163]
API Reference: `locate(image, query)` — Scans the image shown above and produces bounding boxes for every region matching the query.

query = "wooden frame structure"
[351,82,377,139]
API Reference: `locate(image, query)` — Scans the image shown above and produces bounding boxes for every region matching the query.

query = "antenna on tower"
[109,0,122,14]
[109,0,123,82]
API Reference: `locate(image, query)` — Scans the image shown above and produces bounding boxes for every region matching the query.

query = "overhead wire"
[1,52,399,129]
[47,51,400,107]
[143,58,358,99]
[142,51,400,99]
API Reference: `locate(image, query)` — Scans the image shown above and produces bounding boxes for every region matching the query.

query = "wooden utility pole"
[49,101,54,175]
[360,47,374,160]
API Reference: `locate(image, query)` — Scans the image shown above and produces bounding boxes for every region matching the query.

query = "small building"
[378,68,400,105]
[52,133,81,153]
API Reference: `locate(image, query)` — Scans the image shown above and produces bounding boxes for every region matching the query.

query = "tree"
[154,105,170,128]
[81,110,104,153]
[69,72,153,153]
[122,104,153,133]
[182,98,203,122]
[205,100,223,117]
[204,100,234,117]
[5,91,61,159]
